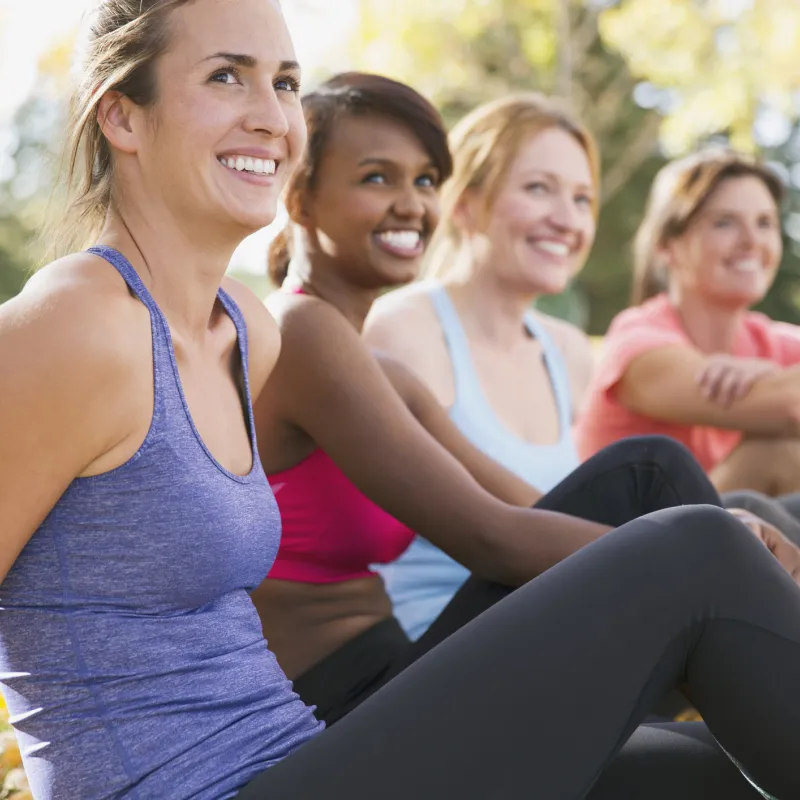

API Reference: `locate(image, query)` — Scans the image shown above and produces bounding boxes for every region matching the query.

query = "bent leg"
[587,723,757,799]
[712,437,800,496]
[238,506,800,800]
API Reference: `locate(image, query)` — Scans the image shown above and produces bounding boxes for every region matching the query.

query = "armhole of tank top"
[72,286,165,484]
[524,312,574,436]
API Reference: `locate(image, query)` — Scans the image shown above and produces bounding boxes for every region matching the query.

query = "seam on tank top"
[435,286,574,452]
[52,529,141,793]
[156,290,259,484]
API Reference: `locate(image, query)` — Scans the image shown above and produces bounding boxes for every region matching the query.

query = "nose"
[392,183,426,220]
[244,82,290,140]
[546,189,583,232]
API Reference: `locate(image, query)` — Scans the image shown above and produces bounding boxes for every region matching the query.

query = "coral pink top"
[576,294,800,471]
[267,448,414,583]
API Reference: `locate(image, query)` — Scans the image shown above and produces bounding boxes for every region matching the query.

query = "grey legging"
[238,504,800,799]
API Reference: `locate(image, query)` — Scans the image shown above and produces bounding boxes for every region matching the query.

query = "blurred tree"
[349,0,800,332]
[0,31,73,302]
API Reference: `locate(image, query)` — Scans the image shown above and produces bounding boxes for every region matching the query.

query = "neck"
[97,195,242,340]
[285,236,380,332]
[668,287,747,353]
[444,261,536,348]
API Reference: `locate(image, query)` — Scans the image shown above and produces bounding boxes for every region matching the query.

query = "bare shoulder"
[365,282,442,353]
[10,252,148,376]
[533,311,592,361]
[1,252,152,465]
[221,277,281,396]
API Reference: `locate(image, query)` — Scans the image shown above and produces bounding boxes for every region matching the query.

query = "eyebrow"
[357,157,437,170]
[202,53,300,72]
[520,169,594,191]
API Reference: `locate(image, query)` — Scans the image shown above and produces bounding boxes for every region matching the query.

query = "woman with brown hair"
[250,73,800,798]
[364,93,599,640]
[0,2,798,792]
[576,149,800,506]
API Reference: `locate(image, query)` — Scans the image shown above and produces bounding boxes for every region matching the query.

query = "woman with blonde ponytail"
[365,94,601,639]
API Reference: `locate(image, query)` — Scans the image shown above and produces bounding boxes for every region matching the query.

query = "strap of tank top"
[523,311,574,431]
[428,283,485,406]
[87,246,163,317]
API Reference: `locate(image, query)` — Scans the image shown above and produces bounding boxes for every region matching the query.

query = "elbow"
[779,393,800,436]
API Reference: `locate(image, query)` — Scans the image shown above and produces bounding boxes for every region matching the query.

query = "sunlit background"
[2,0,800,333]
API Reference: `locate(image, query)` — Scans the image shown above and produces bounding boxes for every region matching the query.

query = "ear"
[452,188,482,236]
[96,91,140,155]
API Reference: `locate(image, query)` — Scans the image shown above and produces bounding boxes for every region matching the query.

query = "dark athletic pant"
[238,437,800,799]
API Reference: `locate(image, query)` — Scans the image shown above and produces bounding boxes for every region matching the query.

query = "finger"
[699,364,725,401]
[717,368,742,407]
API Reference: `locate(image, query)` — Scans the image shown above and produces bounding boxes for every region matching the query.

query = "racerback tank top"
[376,283,580,639]
[0,247,322,799]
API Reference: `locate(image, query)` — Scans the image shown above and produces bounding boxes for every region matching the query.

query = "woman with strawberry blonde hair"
[366,93,600,638]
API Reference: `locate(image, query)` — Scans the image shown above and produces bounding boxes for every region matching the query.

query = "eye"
[415,174,437,188]
[575,194,593,208]
[525,181,549,194]
[362,172,387,185]
[713,217,733,228]
[275,75,301,94]
[758,216,778,229]
[209,67,241,85]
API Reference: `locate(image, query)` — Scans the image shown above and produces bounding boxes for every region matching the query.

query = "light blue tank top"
[377,283,580,640]
[0,247,322,799]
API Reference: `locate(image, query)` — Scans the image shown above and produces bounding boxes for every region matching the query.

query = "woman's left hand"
[728,507,800,584]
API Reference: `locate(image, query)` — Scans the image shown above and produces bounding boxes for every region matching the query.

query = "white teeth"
[218,156,277,176]
[378,230,421,250]
[534,240,570,256]
[731,259,760,273]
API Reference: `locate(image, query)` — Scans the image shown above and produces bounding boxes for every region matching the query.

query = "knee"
[603,435,705,478]
[646,504,759,571]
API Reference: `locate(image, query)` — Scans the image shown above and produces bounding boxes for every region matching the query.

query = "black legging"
[236,438,800,799]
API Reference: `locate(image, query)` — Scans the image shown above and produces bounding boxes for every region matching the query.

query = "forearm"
[458,505,612,587]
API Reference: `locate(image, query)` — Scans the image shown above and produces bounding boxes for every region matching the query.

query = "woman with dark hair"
[0,3,798,793]
[249,72,799,798]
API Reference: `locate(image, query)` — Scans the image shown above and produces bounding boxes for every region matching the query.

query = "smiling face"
[461,126,596,296]
[127,0,306,236]
[300,113,441,288]
[663,175,783,309]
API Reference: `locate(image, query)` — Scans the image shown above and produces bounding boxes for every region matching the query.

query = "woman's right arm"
[0,262,145,583]
[257,298,610,587]
[617,346,800,436]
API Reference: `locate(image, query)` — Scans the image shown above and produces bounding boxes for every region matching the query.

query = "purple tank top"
[0,247,322,799]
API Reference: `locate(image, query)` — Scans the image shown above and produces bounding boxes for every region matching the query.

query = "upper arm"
[258,300,504,569]
[618,346,800,435]
[0,271,144,583]
[222,277,281,399]
[378,355,540,507]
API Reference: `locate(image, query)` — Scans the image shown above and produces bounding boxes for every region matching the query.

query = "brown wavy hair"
[631,148,785,304]
[267,72,452,286]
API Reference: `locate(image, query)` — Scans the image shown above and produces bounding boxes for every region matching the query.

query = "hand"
[696,356,777,407]
[728,508,800,583]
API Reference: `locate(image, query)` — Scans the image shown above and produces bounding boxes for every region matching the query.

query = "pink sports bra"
[267,448,415,583]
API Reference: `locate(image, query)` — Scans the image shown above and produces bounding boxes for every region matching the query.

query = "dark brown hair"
[49,0,194,255]
[632,148,785,304]
[267,72,452,286]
